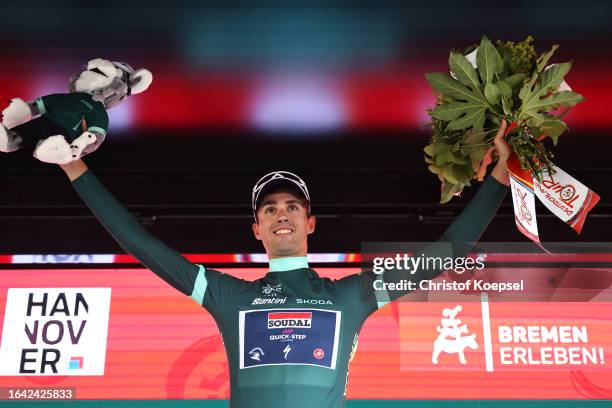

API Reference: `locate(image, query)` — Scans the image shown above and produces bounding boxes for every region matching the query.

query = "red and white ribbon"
[506,151,600,244]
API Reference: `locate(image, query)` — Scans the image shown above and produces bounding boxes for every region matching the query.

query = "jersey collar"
[269,256,309,272]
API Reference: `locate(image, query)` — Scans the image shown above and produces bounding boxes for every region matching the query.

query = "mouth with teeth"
[273,228,294,235]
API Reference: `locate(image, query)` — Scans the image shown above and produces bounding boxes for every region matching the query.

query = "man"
[59,120,510,407]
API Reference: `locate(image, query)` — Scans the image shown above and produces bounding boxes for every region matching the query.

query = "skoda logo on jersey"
[267,311,312,329]
[80,99,94,110]
[262,283,282,297]
[297,298,333,305]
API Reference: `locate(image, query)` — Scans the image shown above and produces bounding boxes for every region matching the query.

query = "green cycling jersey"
[71,171,507,407]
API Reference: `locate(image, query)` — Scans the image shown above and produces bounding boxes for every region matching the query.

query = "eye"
[89,68,109,78]
[288,204,298,211]
[264,207,275,214]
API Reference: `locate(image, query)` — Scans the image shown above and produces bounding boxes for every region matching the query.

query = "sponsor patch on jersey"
[267,311,312,329]
[239,308,341,370]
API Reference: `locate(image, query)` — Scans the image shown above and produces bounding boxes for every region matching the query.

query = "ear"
[306,215,316,235]
[129,69,153,94]
[252,222,263,241]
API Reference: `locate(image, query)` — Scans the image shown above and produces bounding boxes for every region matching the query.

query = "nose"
[276,208,289,222]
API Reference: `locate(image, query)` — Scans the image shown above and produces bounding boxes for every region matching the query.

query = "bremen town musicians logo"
[432,305,478,365]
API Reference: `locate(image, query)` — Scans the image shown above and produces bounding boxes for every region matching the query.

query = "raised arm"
[344,121,511,312]
[59,160,205,302]
[60,159,89,181]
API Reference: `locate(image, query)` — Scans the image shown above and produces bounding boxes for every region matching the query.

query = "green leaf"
[469,147,486,167]
[424,142,447,156]
[503,73,527,89]
[424,155,436,165]
[522,90,584,117]
[424,144,435,156]
[536,44,559,74]
[435,150,455,165]
[452,155,469,165]
[540,120,568,145]
[430,102,475,121]
[443,165,470,185]
[495,81,512,100]
[464,129,487,145]
[454,165,471,183]
[484,83,501,105]
[426,73,477,100]
[448,108,486,132]
[519,62,574,117]
[460,163,474,186]
[425,72,490,132]
[526,113,549,127]
[442,165,460,184]
[428,165,441,175]
[501,96,512,115]
[476,36,503,83]
[520,44,560,101]
[440,182,463,204]
[449,52,482,92]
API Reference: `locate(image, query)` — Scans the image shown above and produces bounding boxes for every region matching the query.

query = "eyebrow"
[260,199,303,208]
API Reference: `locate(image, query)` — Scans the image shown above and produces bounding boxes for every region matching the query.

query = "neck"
[268,256,309,272]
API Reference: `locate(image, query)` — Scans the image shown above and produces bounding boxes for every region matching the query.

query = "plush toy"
[0,58,152,164]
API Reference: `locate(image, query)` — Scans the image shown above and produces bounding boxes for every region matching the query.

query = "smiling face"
[252,189,316,259]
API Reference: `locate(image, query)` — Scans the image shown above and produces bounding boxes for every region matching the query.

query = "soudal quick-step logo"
[267,312,312,329]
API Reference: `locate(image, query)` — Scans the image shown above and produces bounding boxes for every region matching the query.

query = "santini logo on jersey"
[252,297,287,305]
[267,312,312,329]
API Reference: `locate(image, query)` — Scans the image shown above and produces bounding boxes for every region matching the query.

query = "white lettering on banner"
[497,325,605,366]
[499,346,604,365]
[509,176,540,241]
[499,325,588,343]
[0,288,111,376]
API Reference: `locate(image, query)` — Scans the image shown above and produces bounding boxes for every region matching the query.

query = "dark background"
[1,0,611,254]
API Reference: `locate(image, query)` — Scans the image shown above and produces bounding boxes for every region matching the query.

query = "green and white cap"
[252,171,310,221]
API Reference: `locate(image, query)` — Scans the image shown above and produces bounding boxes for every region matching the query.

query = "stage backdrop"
[0,267,611,400]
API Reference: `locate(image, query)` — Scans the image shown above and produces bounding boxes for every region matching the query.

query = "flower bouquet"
[424,36,599,243]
